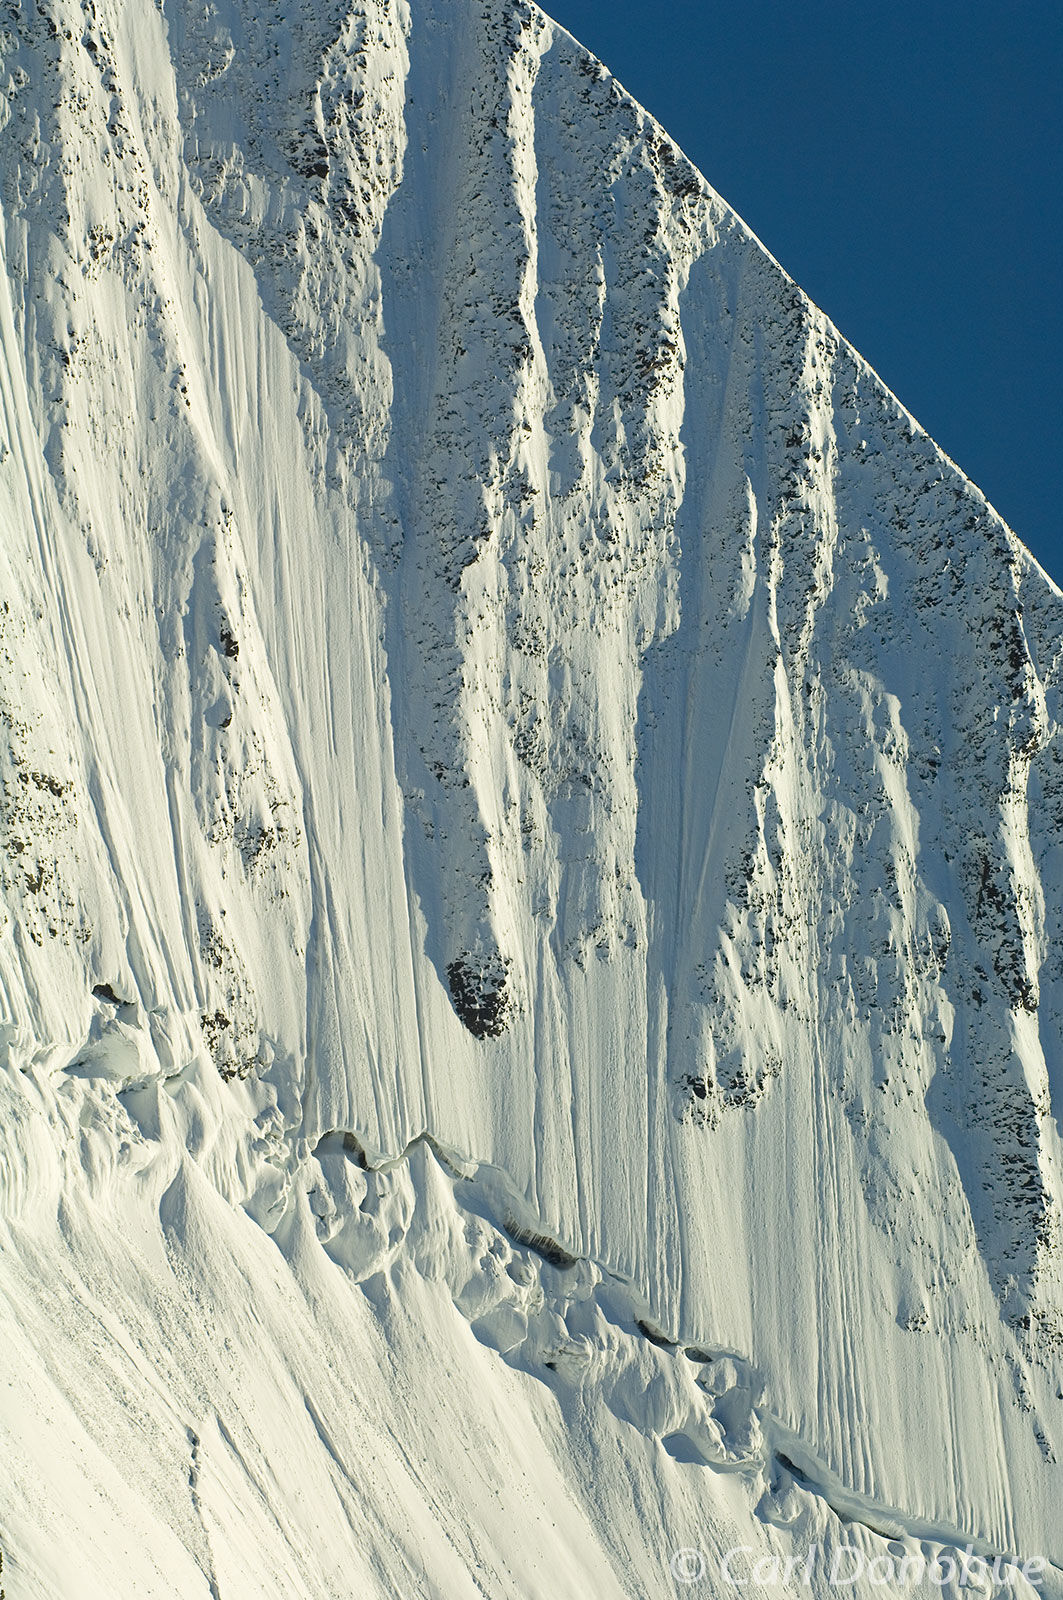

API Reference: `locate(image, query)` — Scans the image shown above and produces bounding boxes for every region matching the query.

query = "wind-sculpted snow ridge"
[1,0,1063,1592]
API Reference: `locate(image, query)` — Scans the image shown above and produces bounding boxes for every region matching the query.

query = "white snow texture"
[1,0,1062,1595]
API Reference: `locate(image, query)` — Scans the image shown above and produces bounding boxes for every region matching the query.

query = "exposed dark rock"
[446,952,511,1039]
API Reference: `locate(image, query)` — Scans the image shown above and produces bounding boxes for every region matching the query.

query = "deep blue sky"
[547,1,1062,583]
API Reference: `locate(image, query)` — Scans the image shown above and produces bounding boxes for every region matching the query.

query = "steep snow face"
[1,0,1063,1592]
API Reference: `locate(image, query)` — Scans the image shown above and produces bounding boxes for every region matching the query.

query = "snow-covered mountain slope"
[1,0,1062,1593]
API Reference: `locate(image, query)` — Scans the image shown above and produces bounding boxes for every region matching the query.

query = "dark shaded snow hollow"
[1,1,1062,1595]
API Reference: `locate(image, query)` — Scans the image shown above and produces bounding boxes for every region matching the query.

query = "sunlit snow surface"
[1,0,1063,1594]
